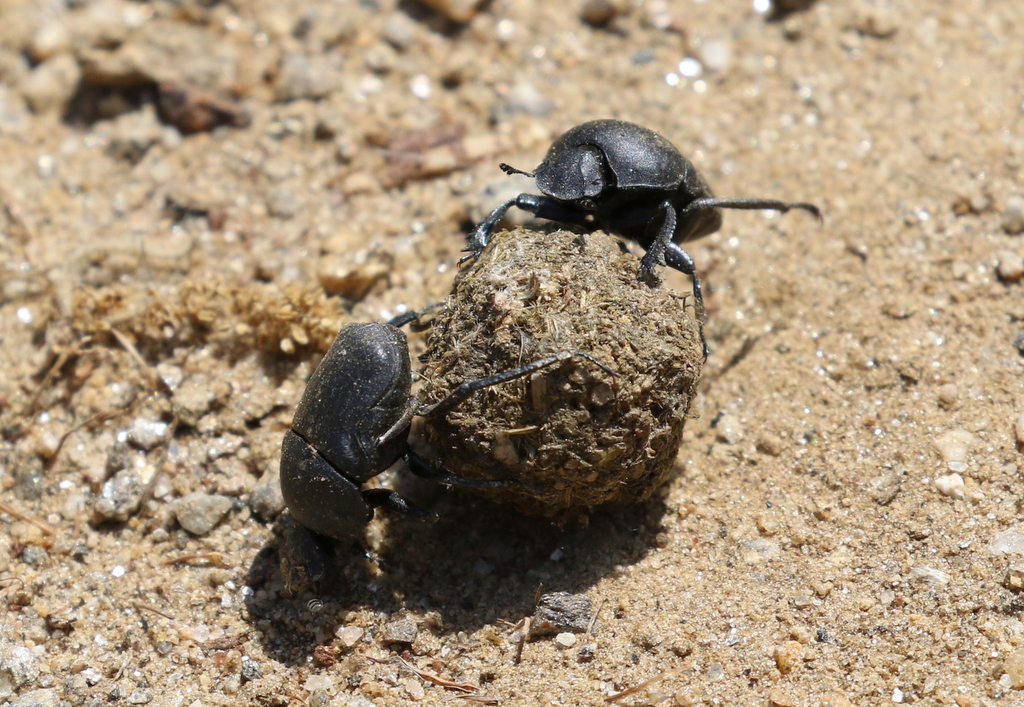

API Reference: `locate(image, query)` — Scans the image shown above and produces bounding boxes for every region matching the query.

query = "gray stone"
[530,592,593,637]
[249,464,285,520]
[173,492,234,535]
[382,615,418,646]
[274,54,341,101]
[10,688,59,707]
[171,377,219,426]
[0,644,39,700]
[94,465,154,523]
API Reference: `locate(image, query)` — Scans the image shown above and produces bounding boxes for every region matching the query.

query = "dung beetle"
[466,119,821,326]
[280,310,612,548]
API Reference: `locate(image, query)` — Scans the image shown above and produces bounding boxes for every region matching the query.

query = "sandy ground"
[3,0,1024,705]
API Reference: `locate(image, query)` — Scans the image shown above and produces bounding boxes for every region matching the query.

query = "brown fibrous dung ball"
[420,228,704,519]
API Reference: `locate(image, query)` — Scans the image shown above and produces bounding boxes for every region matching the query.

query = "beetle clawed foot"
[636,263,662,287]
[793,202,823,222]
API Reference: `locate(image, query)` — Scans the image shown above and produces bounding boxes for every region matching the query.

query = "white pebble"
[998,250,1024,281]
[410,74,432,100]
[698,39,732,73]
[933,473,965,499]
[989,529,1024,556]
[678,57,703,78]
[128,418,169,450]
[715,414,743,445]
[335,625,364,648]
[932,429,975,470]
[909,565,950,586]
[1003,194,1024,235]
[555,632,577,648]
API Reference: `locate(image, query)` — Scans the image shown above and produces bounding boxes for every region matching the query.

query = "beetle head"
[535,145,608,207]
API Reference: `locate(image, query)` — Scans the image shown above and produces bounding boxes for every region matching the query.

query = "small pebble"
[382,615,419,645]
[500,80,553,117]
[173,492,234,535]
[932,429,975,471]
[554,632,577,648]
[128,417,170,450]
[382,13,416,50]
[714,413,744,445]
[403,678,425,701]
[20,54,81,114]
[171,377,219,426]
[997,251,1024,282]
[989,529,1024,556]
[1004,564,1024,592]
[9,689,59,707]
[580,0,625,27]
[1001,648,1024,688]
[416,0,482,23]
[1003,195,1024,235]
[698,39,732,73]
[0,645,39,696]
[768,688,796,707]
[773,641,803,674]
[1015,411,1024,446]
[909,565,950,587]
[93,465,155,523]
[739,538,780,564]
[240,660,263,682]
[335,625,365,648]
[317,250,392,301]
[249,465,285,520]
[933,473,965,499]
[304,674,335,693]
[937,383,959,408]
[756,433,784,456]
[29,21,72,62]
[274,54,341,101]
[530,592,593,637]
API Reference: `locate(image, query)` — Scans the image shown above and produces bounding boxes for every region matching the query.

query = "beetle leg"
[676,196,821,242]
[665,243,710,360]
[404,450,508,489]
[637,199,677,280]
[362,488,435,520]
[386,302,445,329]
[418,350,615,418]
[462,194,595,264]
[376,397,418,449]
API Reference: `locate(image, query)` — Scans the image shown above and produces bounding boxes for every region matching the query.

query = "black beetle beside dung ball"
[420,227,704,520]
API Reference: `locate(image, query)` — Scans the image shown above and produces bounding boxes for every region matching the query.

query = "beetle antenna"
[499,163,535,178]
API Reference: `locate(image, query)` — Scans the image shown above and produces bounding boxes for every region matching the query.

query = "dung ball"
[419,228,703,519]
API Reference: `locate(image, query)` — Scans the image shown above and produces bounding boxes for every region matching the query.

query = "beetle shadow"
[242,477,670,667]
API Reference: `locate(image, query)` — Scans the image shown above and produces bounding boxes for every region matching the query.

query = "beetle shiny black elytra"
[465,119,821,332]
[280,311,612,548]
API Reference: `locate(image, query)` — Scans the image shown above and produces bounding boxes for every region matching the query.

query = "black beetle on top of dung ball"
[465,119,821,336]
